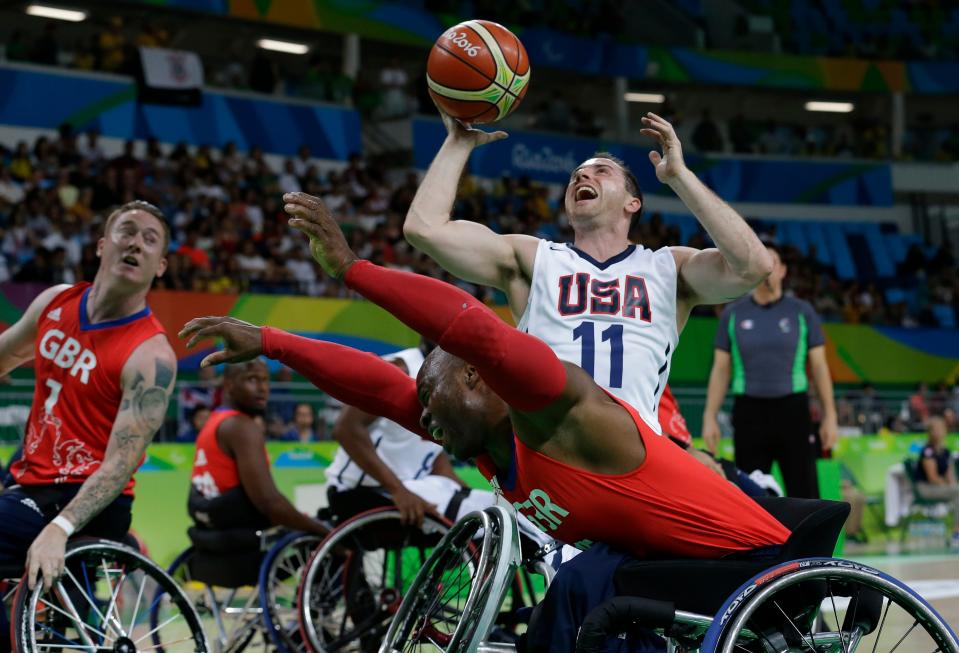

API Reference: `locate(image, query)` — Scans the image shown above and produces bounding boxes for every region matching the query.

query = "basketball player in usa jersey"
[404,110,773,435]
[0,201,175,596]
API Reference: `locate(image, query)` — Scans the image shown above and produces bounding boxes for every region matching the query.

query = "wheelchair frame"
[380,505,959,653]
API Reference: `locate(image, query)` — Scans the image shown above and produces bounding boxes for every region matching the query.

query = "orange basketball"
[427,20,531,124]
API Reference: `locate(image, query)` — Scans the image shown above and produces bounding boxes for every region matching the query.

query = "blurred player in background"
[404,108,772,446]
[0,201,175,608]
[188,359,329,536]
[326,339,473,524]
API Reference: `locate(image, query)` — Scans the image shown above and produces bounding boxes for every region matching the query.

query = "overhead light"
[25,4,87,21]
[805,101,854,113]
[256,38,309,55]
[624,92,666,104]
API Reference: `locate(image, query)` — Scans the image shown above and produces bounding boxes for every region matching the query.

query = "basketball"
[426,20,530,124]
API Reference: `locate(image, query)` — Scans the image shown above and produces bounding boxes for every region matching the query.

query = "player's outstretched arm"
[639,112,773,306]
[25,334,176,590]
[403,110,538,299]
[0,284,71,376]
[224,416,329,536]
[178,316,428,439]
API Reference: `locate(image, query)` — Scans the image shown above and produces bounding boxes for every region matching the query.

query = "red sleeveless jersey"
[11,283,166,495]
[191,408,268,498]
[477,395,790,558]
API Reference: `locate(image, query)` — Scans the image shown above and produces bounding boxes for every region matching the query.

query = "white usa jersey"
[517,241,679,434]
[326,347,443,489]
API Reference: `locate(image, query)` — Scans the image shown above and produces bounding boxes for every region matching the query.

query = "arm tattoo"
[60,355,175,529]
[155,358,174,389]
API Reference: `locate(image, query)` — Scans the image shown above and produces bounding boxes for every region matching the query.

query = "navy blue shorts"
[0,484,132,569]
[526,543,666,653]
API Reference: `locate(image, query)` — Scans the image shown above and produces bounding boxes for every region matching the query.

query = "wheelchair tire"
[156,546,260,653]
[381,505,521,653]
[13,538,208,653]
[258,531,322,653]
[700,557,959,653]
[296,507,451,653]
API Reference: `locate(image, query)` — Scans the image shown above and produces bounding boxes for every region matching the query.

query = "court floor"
[851,551,959,629]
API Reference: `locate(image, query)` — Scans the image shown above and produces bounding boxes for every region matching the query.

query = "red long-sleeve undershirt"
[343,260,567,412]
[261,328,428,437]
[260,260,567,431]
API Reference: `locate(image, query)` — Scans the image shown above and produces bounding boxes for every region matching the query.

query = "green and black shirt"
[715,295,825,398]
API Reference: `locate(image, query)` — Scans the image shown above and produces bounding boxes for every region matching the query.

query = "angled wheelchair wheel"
[701,557,959,653]
[381,505,521,653]
[12,539,208,653]
[259,531,322,653]
[297,508,452,653]
[156,547,260,653]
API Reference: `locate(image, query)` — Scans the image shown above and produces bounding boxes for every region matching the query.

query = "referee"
[702,246,838,498]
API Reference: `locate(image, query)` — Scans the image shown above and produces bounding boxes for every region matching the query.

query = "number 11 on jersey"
[572,321,623,388]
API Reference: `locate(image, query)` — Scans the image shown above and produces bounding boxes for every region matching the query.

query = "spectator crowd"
[1,127,956,330]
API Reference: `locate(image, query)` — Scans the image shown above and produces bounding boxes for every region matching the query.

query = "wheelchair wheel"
[297,508,451,653]
[12,539,208,653]
[381,505,521,653]
[259,531,322,653]
[701,557,959,653]
[156,547,261,653]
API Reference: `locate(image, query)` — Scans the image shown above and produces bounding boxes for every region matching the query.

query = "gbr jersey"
[326,347,443,489]
[11,283,166,495]
[518,241,678,434]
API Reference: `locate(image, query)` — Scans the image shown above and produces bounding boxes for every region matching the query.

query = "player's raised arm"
[639,113,773,306]
[179,316,429,440]
[403,109,538,304]
[26,334,175,590]
[0,284,71,376]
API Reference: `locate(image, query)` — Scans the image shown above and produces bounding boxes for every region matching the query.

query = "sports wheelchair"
[158,525,322,653]
[295,489,555,653]
[381,497,959,653]
[1,537,209,653]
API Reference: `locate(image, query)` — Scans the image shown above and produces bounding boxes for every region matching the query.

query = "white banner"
[139,47,204,90]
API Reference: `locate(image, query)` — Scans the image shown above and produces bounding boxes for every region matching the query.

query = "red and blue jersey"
[11,283,166,495]
[477,394,791,559]
[190,408,269,498]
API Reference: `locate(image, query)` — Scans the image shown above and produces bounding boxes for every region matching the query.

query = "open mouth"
[574,185,598,202]
[121,255,139,267]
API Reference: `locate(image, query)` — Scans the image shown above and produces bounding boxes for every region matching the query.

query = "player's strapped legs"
[344,260,567,412]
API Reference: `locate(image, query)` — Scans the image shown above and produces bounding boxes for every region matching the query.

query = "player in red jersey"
[0,201,176,596]
[188,359,328,535]
[181,192,790,560]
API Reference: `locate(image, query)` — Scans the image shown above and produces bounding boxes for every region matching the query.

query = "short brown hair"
[104,201,170,251]
[591,152,645,234]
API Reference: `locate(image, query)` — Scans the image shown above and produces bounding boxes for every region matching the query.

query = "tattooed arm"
[25,334,177,589]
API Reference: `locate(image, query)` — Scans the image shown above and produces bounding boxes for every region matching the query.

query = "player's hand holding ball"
[427,20,529,148]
